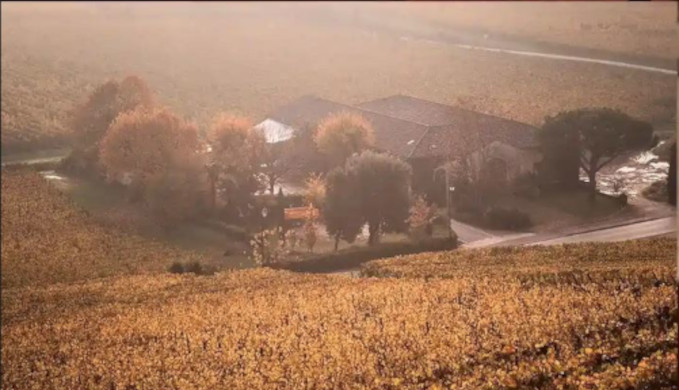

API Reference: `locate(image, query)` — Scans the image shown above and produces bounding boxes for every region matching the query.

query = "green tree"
[347,151,411,245]
[314,111,375,167]
[323,168,363,251]
[539,108,653,199]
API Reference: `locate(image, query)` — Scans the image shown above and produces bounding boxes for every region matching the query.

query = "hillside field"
[0,170,209,289]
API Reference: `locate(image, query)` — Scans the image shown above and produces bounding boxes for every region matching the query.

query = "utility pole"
[445,164,454,240]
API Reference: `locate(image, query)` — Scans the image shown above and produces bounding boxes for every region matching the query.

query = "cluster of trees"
[310,113,418,248]
[64,75,155,174]
[434,107,658,233]
[65,76,285,227]
[538,108,654,199]
[261,111,433,253]
[67,79,428,241]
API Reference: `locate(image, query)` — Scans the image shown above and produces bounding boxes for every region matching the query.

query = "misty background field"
[1,2,676,153]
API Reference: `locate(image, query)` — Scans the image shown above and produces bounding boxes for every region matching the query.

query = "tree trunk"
[334,234,340,251]
[587,155,599,202]
[269,177,275,195]
[587,169,597,201]
[368,223,380,246]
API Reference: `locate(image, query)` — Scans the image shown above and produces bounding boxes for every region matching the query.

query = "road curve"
[531,216,676,245]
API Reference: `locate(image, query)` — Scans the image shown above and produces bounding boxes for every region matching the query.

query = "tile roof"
[358,94,538,157]
[264,94,537,160]
[267,95,429,158]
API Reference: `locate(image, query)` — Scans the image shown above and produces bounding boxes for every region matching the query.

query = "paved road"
[302,6,676,75]
[530,216,676,246]
[450,219,494,244]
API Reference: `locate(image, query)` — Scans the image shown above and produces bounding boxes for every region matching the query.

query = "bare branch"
[596,155,618,172]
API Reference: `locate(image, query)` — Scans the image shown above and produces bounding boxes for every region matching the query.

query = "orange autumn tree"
[99,106,207,226]
[207,114,266,212]
[314,111,375,168]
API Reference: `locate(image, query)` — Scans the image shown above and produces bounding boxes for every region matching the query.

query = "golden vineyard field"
[1,268,676,389]
[361,239,677,284]
[0,170,207,289]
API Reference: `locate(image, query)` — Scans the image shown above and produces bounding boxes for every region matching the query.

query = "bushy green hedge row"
[167,261,216,276]
[270,236,458,273]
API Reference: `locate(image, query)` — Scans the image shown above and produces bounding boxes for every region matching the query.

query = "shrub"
[250,227,290,266]
[168,262,185,274]
[407,195,437,242]
[642,180,668,203]
[304,173,326,209]
[431,214,449,227]
[303,204,318,253]
[287,228,300,252]
[484,207,532,230]
[167,261,215,275]
[270,236,458,273]
[185,261,217,275]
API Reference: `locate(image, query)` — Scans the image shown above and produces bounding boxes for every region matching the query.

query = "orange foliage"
[314,112,375,167]
[209,113,265,168]
[99,106,201,187]
[70,75,154,149]
[98,106,207,225]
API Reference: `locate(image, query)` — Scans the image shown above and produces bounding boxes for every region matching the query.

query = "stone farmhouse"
[255,94,540,199]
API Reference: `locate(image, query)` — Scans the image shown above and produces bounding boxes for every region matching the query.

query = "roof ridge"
[407,125,434,159]
[353,103,432,127]
[400,94,539,130]
[271,95,430,130]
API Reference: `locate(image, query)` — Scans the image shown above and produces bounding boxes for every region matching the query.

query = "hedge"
[270,236,458,273]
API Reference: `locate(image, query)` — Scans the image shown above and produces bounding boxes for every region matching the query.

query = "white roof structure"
[254,118,296,144]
